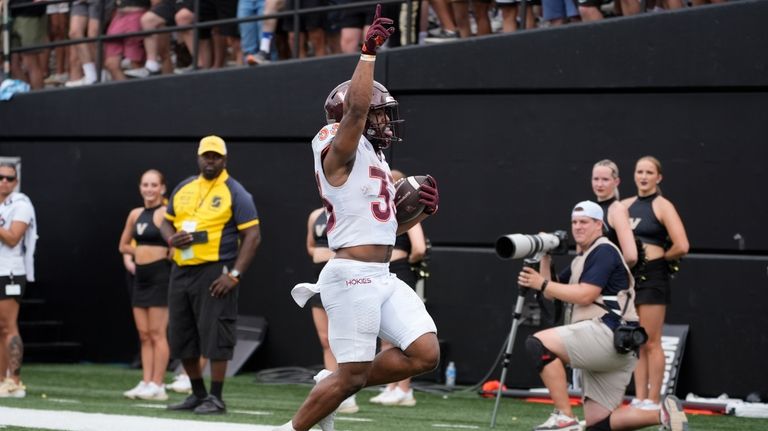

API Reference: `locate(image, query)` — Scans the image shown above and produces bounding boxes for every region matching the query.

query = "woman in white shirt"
[0,162,36,398]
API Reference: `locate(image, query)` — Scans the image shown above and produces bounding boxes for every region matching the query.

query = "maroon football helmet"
[324,80,403,149]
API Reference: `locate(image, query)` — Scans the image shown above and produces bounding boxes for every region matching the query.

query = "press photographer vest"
[569,237,638,323]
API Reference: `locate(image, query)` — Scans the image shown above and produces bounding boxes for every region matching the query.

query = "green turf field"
[0,364,764,430]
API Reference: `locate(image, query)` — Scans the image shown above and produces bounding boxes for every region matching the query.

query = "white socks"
[272,421,297,431]
[83,62,97,83]
[145,60,160,72]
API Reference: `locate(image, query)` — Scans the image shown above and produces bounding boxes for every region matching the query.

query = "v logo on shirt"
[136,223,148,236]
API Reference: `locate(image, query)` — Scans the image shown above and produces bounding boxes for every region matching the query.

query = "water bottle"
[445,361,456,387]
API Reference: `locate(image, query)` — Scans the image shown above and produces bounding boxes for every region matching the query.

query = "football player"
[274,5,440,431]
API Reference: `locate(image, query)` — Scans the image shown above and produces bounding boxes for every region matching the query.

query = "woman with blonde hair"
[118,169,172,401]
[591,159,637,267]
[621,156,689,410]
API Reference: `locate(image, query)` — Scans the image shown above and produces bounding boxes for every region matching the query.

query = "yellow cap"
[198,135,227,156]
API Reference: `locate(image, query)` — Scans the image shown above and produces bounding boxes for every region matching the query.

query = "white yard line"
[0,406,276,431]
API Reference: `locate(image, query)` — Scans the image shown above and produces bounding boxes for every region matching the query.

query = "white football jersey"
[312,123,397,251]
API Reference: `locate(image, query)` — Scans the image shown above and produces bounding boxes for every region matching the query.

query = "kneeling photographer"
[517,201,688,431]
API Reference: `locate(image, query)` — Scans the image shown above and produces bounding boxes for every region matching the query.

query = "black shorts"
[308,261,327,309]
[151,0,177,27]
[336,0,374,29]
[282,0,327,32]
[133,259,171,307]
[168,261,238,361]
[390,258,416,289]
[634,258,671,305]
[0,276,26,303]
[175,0,240,39]
[198,0,238,38]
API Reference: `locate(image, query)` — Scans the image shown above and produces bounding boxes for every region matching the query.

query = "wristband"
[540,279,549,293]
[360,54,376,62]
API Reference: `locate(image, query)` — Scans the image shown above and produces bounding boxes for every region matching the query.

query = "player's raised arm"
[323,4,394,185]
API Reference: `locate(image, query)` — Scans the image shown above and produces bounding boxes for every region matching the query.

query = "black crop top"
[313,211,329,248]
[628,193,667,247]
[597,197,620,247]
[134,206,167,247]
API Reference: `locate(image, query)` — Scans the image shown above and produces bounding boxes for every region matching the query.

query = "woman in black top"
[118,169,171,401]
[621,156,689,409]
[591,159,637,268]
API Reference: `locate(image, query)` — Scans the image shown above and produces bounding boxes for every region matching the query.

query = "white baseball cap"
[572,200,604,221]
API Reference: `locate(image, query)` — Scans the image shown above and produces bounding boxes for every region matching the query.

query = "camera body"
[613,324,648,354]
[495,230,569,261]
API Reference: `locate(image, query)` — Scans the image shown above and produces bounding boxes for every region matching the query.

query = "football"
[394,175,429,223]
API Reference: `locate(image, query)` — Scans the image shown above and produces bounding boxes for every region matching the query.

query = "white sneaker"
[123,381,148,399]
[313,370,336,431]
[136,381,169,401]
[660,395,688,431]
[397,389,416,407]
[532,409,581,431]
[369,387,393,404]
[64,77,96,87]
[0,378,26,398]
[338,394,359,414]
[629,398,642,408]
[166,374,192,394]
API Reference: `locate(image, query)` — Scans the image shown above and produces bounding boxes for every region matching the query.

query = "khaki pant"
[557,318,637,410]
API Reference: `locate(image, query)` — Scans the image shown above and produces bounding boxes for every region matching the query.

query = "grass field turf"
[0,364,764,430]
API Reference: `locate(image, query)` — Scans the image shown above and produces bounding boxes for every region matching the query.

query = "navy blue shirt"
[559,243,629,328]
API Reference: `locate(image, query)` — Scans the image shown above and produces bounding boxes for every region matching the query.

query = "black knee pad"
[587,415,612,431]
[525,336,556,372]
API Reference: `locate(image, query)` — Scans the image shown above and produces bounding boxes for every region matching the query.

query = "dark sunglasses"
[0,175,17,182]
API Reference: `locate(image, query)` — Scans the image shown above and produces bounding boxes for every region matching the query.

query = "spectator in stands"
[422,0,460,42]
[591,159,637,267]
[7,0,48,90]
[304,207,358,414]
[450,0,491,38]
[336,0,399,53]
[237,0,264,65]
[517,200,688,431]
[118,169,172,401]
[0,162,37,399]
[174,0,238,69]
[103,0,151,81]
[124,0,177,78]
[496,0,536,32]
[542,0,580,26]
[43,0,71,85]
[282,0,328,58]
[161,136,261,414]
[368,170,427,408]
[246,0,284,65]
[66,0,110,87]
[622,156,689,411]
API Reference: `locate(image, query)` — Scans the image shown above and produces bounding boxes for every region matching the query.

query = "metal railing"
[1,0,415,82]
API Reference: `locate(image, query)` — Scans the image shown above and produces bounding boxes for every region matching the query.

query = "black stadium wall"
[1,0,767,399]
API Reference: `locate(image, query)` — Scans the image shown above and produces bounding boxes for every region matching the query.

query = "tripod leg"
[490,289,528,428]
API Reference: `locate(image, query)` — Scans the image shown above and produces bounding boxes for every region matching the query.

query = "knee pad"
[587,415,612,431]
[525,336,556,372]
